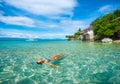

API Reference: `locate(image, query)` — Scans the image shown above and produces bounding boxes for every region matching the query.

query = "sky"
[0,0,120,39]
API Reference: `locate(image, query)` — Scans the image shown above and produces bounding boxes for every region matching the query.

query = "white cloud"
[98,5,112,13]
[37,33,66,39]
[1,0,93,38]
[35,20,58,29]
[0,28,32,38]
[0,17,92,39]
[0,15,89,35]
[35,18,89,33]
[59,19,87,33]
[5,0,77,18]
[0,28,67,39]
[0,15,35,27]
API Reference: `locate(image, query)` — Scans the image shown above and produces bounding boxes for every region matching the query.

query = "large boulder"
[101,38,113,43]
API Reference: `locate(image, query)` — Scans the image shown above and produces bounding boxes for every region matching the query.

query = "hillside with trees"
[66,9,120,41]
[91,9,120,40]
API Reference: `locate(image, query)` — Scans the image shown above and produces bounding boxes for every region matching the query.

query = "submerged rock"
[113,40,120,43]
[101,38,113,43]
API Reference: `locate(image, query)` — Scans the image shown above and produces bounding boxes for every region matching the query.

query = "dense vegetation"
[92,9,120,39]
[66,9,120,40]
[66,28,81,40]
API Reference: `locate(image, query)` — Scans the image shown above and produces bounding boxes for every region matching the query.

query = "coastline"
[113,40,120,43]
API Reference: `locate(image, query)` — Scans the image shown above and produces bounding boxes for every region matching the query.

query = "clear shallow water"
[0,40,120,84]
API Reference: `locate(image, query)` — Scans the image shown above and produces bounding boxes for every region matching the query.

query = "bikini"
[44,58,51,62]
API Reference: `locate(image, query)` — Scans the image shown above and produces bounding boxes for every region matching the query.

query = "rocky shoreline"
[113,40,120,43]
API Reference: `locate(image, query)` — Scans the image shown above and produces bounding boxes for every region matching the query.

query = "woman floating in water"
[36,53,64,68]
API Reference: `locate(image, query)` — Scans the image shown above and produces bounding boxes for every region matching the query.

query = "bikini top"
[43,58,51,62]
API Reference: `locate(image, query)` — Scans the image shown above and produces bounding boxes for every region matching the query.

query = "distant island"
[66,9,120,43]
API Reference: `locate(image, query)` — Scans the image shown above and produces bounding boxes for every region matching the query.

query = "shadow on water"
[16,78,36,84]
[91,69,120,84]
[51,56,65,65]
[91,72,113,84]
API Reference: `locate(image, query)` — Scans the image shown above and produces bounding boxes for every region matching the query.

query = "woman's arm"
[45,62,60,68]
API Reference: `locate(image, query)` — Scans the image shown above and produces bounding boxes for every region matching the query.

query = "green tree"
[114,9,120,17]
[65,28,82,40]
[92,9,120,39]
[65,35,74,40]
[74,28,81,39]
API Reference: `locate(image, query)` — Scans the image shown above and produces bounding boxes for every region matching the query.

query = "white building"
[78,25,94,41]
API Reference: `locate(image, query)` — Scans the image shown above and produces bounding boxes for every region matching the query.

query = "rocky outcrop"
[113,40,120,43]
[101,38,113,43]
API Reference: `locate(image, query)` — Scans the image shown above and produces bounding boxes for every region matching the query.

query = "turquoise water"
[0,40,120,84]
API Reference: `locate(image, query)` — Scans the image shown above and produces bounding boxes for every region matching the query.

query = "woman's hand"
[56,66,60,68]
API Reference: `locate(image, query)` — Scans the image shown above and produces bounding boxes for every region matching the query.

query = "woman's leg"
[49,53,64,60]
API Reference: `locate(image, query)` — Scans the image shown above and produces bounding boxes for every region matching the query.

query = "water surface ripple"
[0,40,120,84]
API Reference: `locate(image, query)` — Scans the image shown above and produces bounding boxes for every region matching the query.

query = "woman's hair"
[36,61,42,64]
